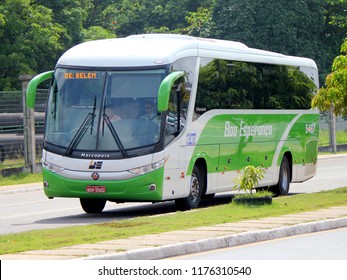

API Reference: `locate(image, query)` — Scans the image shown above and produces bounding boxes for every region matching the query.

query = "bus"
[26,34,319,213]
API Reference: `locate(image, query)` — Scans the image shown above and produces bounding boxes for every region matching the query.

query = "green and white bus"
[27,34,319,213]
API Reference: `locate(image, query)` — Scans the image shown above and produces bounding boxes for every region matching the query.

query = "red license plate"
[86,186,106,193]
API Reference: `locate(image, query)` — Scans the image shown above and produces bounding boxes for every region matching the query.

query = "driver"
[139,101,160,125]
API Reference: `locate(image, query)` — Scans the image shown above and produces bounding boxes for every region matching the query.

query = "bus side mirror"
[157,71,185,112]
[26,70,54,108]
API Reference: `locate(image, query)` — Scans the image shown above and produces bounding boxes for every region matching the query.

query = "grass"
[0,187,346,255]
[319,129,347,146]
[0,157,42,169]
[0,172,43,187]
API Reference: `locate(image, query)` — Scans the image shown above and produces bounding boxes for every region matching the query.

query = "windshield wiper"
[102,100,128,158]
[64,97,96,156]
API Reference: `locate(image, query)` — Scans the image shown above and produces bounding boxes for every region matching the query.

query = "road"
[0,155,346,235]
[171,227,347,260]
[291,155,347,193]
[0,191,178,234]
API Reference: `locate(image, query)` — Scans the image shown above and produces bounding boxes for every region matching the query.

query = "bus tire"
[175,165,204,211]
[80,198,106,213]
[271,156,291,196]
[202,193,215,200]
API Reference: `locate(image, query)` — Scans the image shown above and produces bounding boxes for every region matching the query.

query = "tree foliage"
[212,0,345,84]
[0,0,212,90]
[312,39,347,116]
[213,0,326,54]
[183,6,214,37]
[326,0,347,31]
[99,0,212,37]
[0,0,346,91]
[233,165,265,194]
[0,0,67,90]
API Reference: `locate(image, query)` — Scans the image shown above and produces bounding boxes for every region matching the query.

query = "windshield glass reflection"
[45,68,165,156]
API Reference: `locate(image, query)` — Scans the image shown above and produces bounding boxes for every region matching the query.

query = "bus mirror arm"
[26,70,54,108]
[157,71,185,112]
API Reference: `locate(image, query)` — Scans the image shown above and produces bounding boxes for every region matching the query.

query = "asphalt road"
[172,227,347,260]
[291,155,347,193]
[0,155,346,235]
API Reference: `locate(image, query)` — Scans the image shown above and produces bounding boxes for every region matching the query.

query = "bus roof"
[57,34,317,69]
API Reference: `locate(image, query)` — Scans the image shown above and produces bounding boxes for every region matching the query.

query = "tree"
[99,0,212,38]
[182,6,214,37]
[233,165,265,195]
[211,0,345,84]
[212,0,325,53]
[311,38,347,152]
[326,0,347,31]
[35,0,93,47]
[0,0,67,90]
[81,26,115,41]
[312,39,347,116]
[319,0,347,79]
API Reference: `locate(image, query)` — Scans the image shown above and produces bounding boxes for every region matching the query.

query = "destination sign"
[64,72,97,79]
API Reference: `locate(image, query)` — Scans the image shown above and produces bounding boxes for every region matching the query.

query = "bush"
[233,165,265,195]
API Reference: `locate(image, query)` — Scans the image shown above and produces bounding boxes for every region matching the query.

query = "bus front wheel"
[271,156,291,196]
[175,165,204,211]
[80,198,106,213]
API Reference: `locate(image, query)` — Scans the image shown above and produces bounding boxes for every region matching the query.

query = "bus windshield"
[45,68,166,157]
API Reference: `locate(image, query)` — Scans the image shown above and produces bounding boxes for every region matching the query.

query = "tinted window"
[194,59,316,118]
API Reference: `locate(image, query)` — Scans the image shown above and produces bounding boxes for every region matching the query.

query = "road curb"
[82,217,347,260]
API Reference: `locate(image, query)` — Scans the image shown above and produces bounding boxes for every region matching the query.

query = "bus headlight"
[42,160,65,173]
[128,159,165,175]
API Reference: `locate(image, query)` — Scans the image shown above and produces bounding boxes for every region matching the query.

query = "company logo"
[305,123,316,134]
[89,161,103,169]
[81,153,111,158]
[224,121,273,138]
[91,172,100,180]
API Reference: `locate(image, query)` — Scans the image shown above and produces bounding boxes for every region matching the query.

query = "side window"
[165,78,187,145]
[195,58,254,119]
[251,64,316,109]
[194,58,316,120]
[172,57,195,121]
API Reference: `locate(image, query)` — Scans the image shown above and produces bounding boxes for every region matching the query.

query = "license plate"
[86,186,106,193]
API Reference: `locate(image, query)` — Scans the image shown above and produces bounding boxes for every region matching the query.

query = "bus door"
[159,72,188,199]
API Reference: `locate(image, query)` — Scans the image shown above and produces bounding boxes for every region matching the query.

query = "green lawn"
[0,172,42,186]
[0,187,346,255]
[319,129,347,146]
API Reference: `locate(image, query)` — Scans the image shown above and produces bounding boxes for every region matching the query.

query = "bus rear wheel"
[175,165,204,211]
[270,156,290,196]
[80,198,106,213]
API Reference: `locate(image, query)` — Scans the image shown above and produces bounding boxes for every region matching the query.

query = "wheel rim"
[189,175,200,203]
